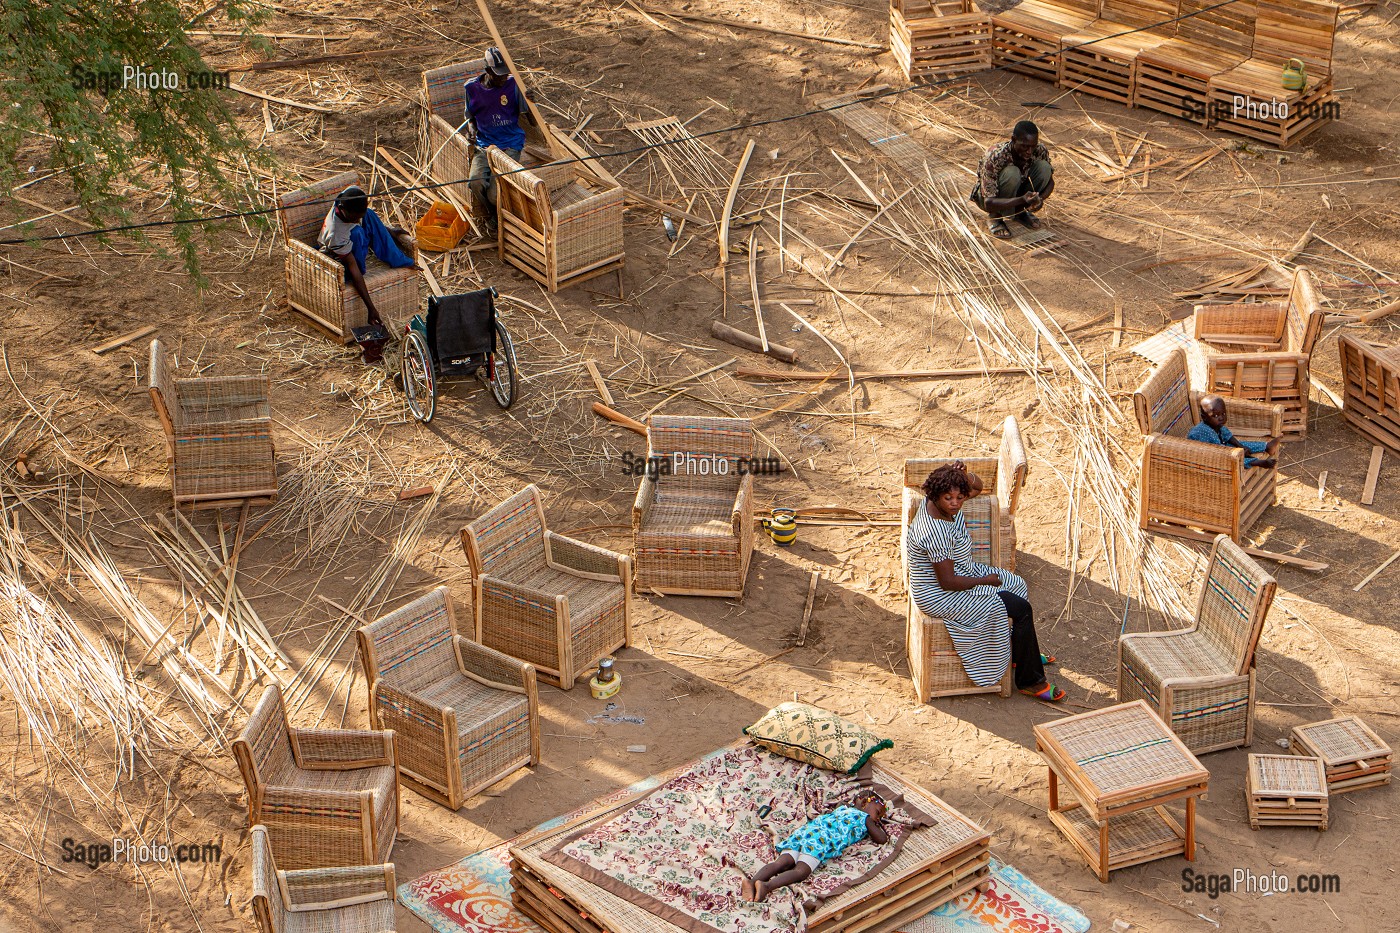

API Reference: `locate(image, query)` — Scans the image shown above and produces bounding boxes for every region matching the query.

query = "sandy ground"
[2,1,1400,932]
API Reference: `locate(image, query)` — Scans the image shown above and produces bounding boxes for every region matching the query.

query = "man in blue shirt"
[1188,394,1280,468]
[465,47,535,237]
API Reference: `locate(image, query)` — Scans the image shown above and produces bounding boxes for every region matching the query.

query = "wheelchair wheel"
[482,319,518,409]
[400,329,437,422]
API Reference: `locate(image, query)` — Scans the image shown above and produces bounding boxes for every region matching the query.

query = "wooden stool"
[1291,716,1393,795]
[1246,754,1328,830]
[1034,700,1210,882]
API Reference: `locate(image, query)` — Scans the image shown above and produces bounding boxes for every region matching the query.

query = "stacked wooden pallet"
[1246,754,1329,829]
[1291,716,1393,794]
[890,0,993,81]
[1134,0,1259,121]
[1059,0,1179,106]
[1339,336,1400,453]
[991,0,1099,82]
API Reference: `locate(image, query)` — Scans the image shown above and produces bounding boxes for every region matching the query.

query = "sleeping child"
[742,790,889,903]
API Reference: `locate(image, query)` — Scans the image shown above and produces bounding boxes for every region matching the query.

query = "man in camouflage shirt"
[971,120,1054,240]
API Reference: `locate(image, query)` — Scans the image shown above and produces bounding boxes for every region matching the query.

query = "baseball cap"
[485,47,509,76]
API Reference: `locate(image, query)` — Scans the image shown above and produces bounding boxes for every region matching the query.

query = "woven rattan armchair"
[250,824,397,933]
[1339,334,1400,452]
[486,147,624,293]
[461,486,631,689]
[278,171,422,340]
[632,416,756,598]
[421,58,487,217]
[232,685,398,870]
[905,494,1014,702]
[1119,534,1277,754]
[1134,348,1284,542]
[357,587,540,809]
[1195,267,1325,439]
[898,415,1029,575]
[148,339,277,510]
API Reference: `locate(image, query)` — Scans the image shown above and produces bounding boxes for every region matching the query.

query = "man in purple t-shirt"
[465,47,535,236]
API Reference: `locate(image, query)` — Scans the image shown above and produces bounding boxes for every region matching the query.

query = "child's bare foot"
[741,878,756,901]
[753,880,769,903]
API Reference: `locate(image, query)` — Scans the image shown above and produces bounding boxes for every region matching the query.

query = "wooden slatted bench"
[1058,0,1179,105]
[991,0,1101,82]
[1206,0,1339,146]
[1135,0,1258,121]
[891,0,994,81]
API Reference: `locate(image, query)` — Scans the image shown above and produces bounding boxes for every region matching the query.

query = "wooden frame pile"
[1196,266,1326,439]
[148,338,278,510]
[1339,335,1400,453]
[1034,701,1210,882]
[1117,534,1277,755]
[991,0,1101,83]
[890,0,993,82]
[357,586,540,810]
[460,484,632,689]
[277,171,423,340]
[509,750,992,933]
[1246,754,1329,829]
[1133,348,1282,542]
[1290,716,1393,794]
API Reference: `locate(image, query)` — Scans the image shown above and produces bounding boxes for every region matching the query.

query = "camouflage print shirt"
[978,140,1050,200]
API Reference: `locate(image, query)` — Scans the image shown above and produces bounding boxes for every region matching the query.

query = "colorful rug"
[402,847,1089,933]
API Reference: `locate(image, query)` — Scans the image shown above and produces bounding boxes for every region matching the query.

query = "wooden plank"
[735,366,1045,380]
[584,361,615,406]
[91,325,158,355]
[796,570,819,647]
[710,321,799,364]
[718,139,756,317]
[748,228,768,351]
[1353,550,1399,592]
[1362,445,1384,505]
[228,83,334,113]
[592,402,647,436]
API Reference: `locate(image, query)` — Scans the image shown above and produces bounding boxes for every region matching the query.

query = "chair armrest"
[454,636,533,693]
[732,473,754,537]
[546,531,625,580]
[555,187,624,225]
[476,574,560,645]
[261,782,375,817]
[279,863,396,912]
[1194,302,1287,348]
[374,681,449,731]
[1145,432,1243,474]
[632,476,657,531]
[286,236,343,274]
[1221,396,1284,439]
[290,727,395,770]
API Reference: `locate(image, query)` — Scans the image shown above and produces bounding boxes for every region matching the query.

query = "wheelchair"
[397,287,518,422]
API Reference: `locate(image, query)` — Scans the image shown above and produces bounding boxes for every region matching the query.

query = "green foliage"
[0,0,272,280]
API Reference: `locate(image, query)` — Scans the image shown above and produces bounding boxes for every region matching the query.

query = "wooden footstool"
[1034,700,1210,882]
[1290,716,1393,794]
[1247,754,1328,830]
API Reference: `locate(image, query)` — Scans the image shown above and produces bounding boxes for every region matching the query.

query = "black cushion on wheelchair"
[427,289,496,362]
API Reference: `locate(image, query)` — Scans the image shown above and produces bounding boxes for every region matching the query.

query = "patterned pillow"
[744,702,893,773]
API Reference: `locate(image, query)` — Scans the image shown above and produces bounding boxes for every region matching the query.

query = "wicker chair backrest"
[1174,0,1256,57]
[1195,535,1277,672]
[1252,0,1338,74]
[236,685,298,792]
[1286,266,1325,357]
[996,416,1029,516]
[250,825,287,932]
[362,588,460,694]
[422,59,487,126]
[1134,349,1195,439]
[647,416,756,494]
[1099,0,1177,30]
[148,339,179,434]
[279,171,359,247]
[959,495,1000,568]
[466,484,549,579]
[893,0,973,16]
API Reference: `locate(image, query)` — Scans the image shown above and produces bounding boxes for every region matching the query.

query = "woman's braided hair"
[921,463,971,501]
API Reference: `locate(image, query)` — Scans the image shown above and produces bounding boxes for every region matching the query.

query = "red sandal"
[1019,683,1066,702]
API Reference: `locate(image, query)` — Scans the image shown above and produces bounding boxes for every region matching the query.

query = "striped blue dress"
[906,504,1028,686]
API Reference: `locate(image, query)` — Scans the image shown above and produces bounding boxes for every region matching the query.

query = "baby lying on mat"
[743,790,889,903]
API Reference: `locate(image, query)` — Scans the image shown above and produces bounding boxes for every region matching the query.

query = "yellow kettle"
[1282,59,1306,92]
[764,508,798,546]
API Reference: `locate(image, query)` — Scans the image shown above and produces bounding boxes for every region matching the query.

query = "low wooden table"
[1034,700,1210,882]
[1291,716,1393,794]
[1247,754,1328,830]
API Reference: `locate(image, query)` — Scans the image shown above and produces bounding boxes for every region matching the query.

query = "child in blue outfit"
[743,790,889,902]
[1187,395,1280,469]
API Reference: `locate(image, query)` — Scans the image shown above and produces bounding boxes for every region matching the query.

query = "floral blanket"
[544,743,934,933]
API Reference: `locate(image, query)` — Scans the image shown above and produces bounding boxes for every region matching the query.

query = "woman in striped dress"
[906,463,1064,701]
